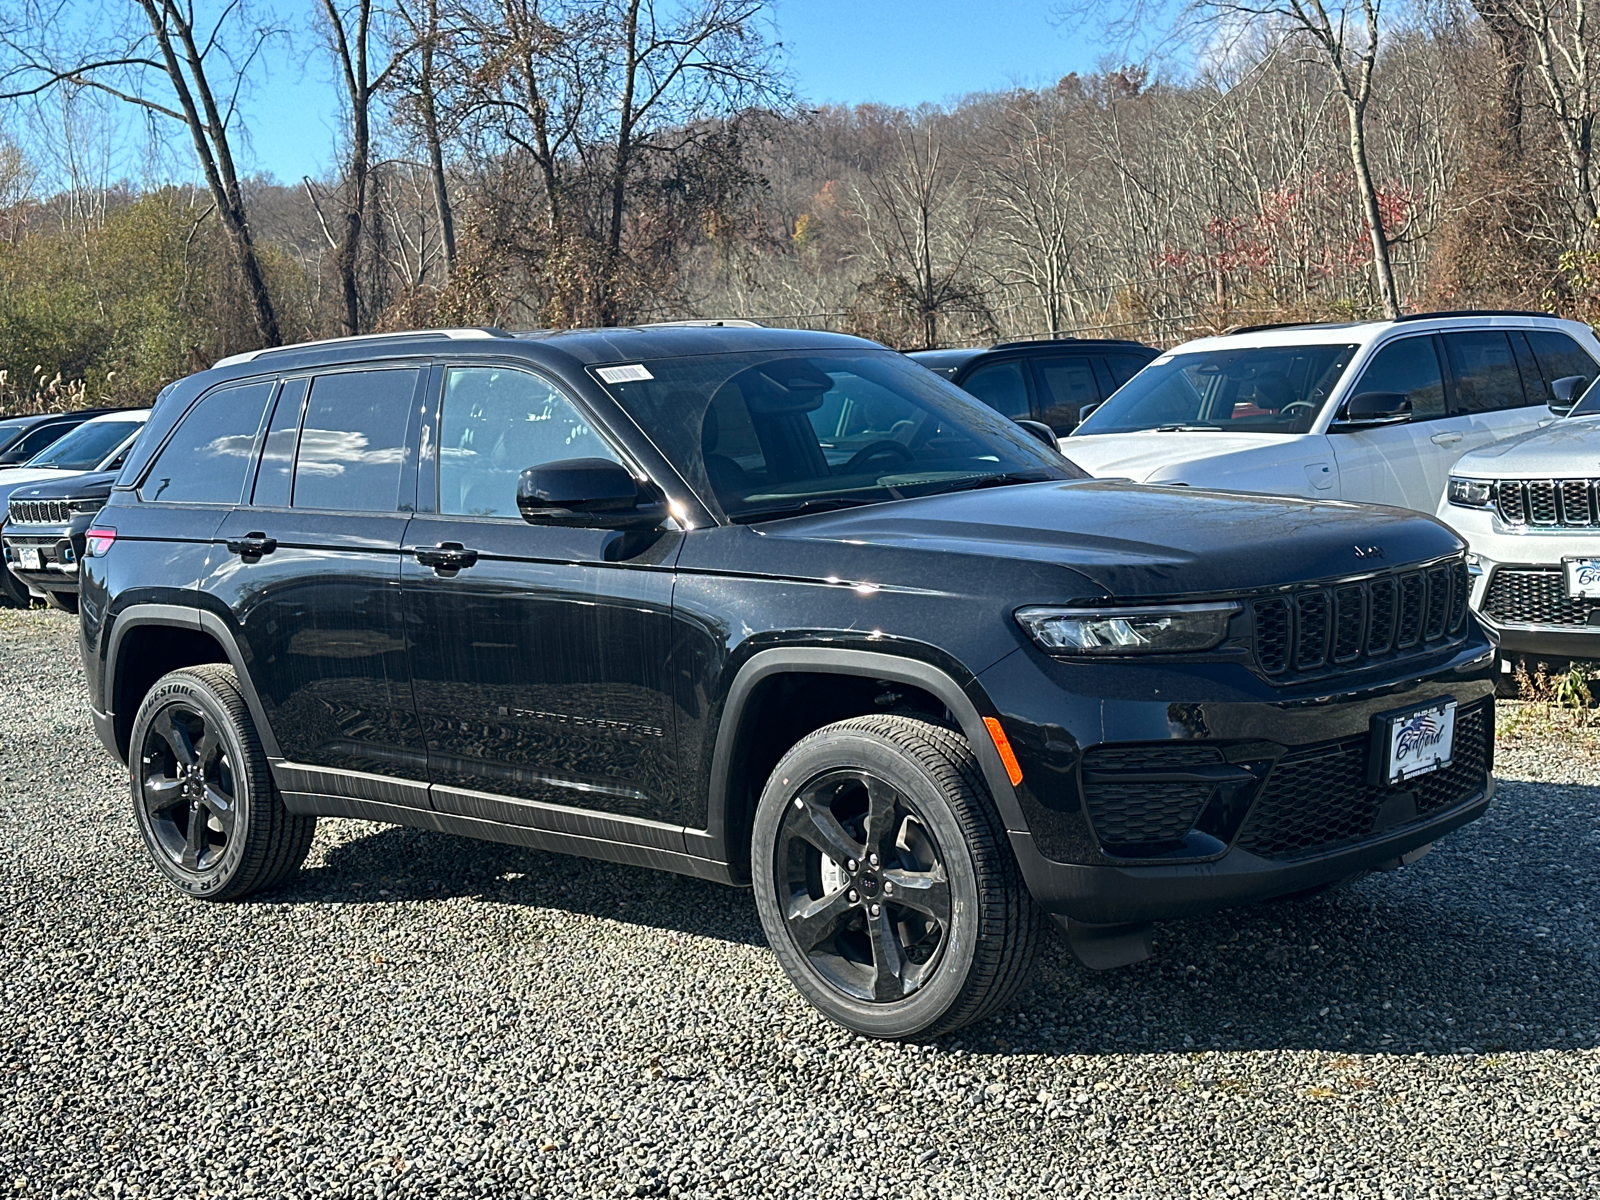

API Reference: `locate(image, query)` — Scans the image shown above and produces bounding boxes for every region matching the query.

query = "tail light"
[84,527,117,557]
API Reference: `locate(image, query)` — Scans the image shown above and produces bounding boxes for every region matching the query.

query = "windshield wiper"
[730,496,881,524]
[1152,424,1222,432]
[921,471,1056,497]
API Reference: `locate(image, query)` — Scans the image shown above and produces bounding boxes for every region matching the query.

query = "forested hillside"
[0,0,1592,412]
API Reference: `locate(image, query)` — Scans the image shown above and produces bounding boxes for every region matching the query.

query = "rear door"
[956,359,1034,424]
[204,365,428,788]
[1330,333,1452,511]
[1440,330,1541,462]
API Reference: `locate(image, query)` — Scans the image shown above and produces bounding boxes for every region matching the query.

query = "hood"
[1060,430,1312,483]
[0,467,85,503]
[10,470,117,503]
[767,479,1460,600]
[1451,414,1600,477]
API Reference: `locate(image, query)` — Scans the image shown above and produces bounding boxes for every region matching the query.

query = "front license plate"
[1566,557,1600,599]
[1374,699,1456,785]
[17,547,41,571]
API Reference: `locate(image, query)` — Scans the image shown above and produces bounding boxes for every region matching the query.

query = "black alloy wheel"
[129,664,315,899]
[140,703,239,875]
[752,715,1042,1039]
[773,768,952,1004]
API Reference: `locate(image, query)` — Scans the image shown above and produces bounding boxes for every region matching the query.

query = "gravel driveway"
[1,607,1596,1199]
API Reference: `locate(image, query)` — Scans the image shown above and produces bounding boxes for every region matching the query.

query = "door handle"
[1430,432,1463,446]
[415,542,479,571]
[224,532,277,558]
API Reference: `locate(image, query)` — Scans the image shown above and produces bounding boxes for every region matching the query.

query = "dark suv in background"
[909,337,1158,437]
[81,325,1493,1039]
[0,409,115,470]
[3,468,120,611]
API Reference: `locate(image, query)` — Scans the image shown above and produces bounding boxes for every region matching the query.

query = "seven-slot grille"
[7,499,71,525]
[1250,560,1470,678]
[1482,567,1600,627]
[1494,478,1600,527]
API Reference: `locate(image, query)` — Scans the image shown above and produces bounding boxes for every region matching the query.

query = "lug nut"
[869,903,881,917]
[868,853,879,867]
[884,881,894,894]
[846,859,858,872]
[848,889,859,903]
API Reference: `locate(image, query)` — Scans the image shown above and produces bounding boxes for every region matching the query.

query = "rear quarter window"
[139,381,274,504]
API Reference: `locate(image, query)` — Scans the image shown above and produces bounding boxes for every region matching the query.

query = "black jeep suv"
[81,325,1495,1038]
[3,468,118,611]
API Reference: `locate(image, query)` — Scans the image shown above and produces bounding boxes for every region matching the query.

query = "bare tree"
[847,123,991,348]
[0,0,284,345]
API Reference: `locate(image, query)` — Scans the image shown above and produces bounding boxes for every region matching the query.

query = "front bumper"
[2,529,80,595]
[1446,510,1600,660]
[981,634,1496,925]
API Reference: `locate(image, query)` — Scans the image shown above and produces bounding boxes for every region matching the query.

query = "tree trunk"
[599,0,642,327]
[1344,97,1402,319]
[1472,1,1529,160]
[136,0,280,346]
[419,0,455,274]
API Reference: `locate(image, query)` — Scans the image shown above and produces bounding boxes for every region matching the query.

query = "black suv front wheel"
[130,664,315,899]
[751,715,1042,1038]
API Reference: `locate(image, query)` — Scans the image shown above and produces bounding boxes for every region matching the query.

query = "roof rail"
[1227,320,1330,335]
[988,336,1148,350]
[1391,308,1557,322]
[212,327,514,369]
[639,318,764,329]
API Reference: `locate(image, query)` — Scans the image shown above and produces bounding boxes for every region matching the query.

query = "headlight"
[1447,477,1494,508]
[1015,602,1240,655]
[69,499,103,514]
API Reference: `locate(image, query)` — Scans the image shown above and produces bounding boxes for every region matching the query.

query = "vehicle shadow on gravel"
[283,777,1599,1059]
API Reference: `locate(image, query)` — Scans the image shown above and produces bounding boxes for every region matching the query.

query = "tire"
[129,664,315,900]
[0,561,33,609]
[43,590,78,614]
[750,715,1043,1039]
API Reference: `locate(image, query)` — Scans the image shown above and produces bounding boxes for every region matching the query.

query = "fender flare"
[104,603,281,761]
[688,647,1027,870]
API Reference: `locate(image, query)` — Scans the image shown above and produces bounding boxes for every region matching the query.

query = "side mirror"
[1077,401,1102,425]
[1014,419,1060,450]
[517,458,666,529]
[1334,391,1412,427]
[1549,374,1589,414]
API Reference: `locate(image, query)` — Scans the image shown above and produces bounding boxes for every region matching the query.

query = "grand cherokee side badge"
[1354,544,1385,559]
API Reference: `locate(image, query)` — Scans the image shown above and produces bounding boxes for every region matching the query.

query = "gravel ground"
[1,606,1597,1200]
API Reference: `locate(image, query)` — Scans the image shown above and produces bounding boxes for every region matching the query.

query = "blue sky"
[240,0,1104,184]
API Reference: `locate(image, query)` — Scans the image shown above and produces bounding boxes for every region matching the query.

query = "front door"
[1331,333,1455,512]
[403,362,683,827]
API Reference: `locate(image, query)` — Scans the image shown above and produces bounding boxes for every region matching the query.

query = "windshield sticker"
[596,364,654,384]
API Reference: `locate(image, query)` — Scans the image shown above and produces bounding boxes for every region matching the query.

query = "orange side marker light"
[982,716,1024,786]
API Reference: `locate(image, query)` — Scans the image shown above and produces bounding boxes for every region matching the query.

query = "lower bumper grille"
[1482,567,1600,628]
[1235,701,1492,860]
[1081,745,1224,853]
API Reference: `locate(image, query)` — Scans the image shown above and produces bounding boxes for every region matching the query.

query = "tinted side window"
[1034,358,1100,434]
[1353,337,1445,418]
[292,369,418,512]
[1510,333,1551,406]
[1526,330,1599,395]
[139,381,274,504]
[1104,352,1151,388]
[439,366,620,518]
[252,378,308,508]
[960,361,1030,420]
[1443,332,1526,413]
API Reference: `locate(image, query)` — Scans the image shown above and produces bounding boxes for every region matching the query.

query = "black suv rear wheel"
[129,664,315,899]
[751,715,1042,1038]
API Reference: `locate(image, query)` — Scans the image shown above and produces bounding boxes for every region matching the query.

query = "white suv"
[1063,312,1600,512]
[1437,384,1600,682]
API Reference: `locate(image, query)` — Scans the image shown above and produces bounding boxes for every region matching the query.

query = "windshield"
[1072,343,1358,437]
[590,349,1080,521]
[25,418,142,471]
[1569,379,1600,418]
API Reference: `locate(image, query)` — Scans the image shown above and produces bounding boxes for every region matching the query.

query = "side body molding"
[688,647,1027,875]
